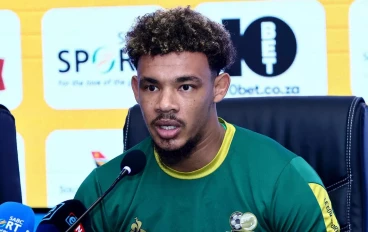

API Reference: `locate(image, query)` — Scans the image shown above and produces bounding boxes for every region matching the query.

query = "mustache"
[151,113,185,127]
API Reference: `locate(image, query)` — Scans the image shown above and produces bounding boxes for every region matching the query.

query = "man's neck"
[168,120,226,172]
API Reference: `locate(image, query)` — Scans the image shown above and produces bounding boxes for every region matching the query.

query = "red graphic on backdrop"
[0,59,5,90]
[91,151,108,167]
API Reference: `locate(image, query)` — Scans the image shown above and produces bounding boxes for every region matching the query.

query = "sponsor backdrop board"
[0,0,363,208]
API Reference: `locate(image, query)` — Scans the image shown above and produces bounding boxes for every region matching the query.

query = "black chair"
[0,104,22,204]
[123,96,368,232]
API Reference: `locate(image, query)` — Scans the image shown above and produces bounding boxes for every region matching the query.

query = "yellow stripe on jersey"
[154,117,235,180]
[309,183,340,232]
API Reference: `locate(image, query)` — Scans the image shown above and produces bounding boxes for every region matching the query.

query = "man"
[75,6,340,232]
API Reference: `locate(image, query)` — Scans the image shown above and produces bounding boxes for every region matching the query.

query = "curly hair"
[123,6,236,74]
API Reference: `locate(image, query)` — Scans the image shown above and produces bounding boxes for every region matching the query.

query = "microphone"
[0,202,35,232]
[35,199,89,232]
[65,150,146,232]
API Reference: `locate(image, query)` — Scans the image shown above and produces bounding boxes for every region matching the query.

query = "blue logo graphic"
[0,219,6,228]
[92,47,116,74]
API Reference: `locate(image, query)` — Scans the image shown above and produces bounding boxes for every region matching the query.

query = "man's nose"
[156,89,179,112]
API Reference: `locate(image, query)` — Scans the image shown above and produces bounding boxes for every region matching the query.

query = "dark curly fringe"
[123,6,236,74]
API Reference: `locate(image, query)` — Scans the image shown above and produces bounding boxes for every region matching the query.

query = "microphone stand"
[65,168,130,232]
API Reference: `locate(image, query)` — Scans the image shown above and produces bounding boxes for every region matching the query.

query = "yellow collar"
[154,118,236,179]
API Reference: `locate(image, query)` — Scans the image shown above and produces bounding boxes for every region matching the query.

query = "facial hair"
[150,112,202,166]
[154,131,202,166]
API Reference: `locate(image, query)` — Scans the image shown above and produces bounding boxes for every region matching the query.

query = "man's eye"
[180,85,192,91]
[147,85,157,91]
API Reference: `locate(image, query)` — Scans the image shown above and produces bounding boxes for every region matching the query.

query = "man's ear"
[131,75,139,103]
[213,72,230,103]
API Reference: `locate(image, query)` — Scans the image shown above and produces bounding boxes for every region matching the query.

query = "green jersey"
[74,118,340,232]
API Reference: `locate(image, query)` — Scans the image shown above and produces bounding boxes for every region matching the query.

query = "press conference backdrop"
[0,0,366,209]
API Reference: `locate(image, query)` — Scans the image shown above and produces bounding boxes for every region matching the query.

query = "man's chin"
[154,140,184,152]
[152,134,201,166]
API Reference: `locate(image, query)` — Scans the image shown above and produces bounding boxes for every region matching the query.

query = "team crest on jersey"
[229,211,258,231]
[130,217,146,232]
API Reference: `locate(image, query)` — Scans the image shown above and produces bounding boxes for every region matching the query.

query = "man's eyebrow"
[175,76,202,83]
[139,75,203,86]
[139,77,158,85]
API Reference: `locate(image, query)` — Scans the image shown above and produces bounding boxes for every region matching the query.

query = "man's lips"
[154,120,182,127]
[153,120,182,139]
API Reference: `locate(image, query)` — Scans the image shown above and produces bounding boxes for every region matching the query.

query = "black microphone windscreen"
[120,150,146,176]
[36,199,89,232]
[0,104,9,112]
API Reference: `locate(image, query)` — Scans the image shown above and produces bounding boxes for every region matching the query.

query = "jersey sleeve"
[269,157,340,232]
[74,169,108,232]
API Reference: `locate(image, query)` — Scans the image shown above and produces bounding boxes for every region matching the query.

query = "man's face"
[131,52,215,159]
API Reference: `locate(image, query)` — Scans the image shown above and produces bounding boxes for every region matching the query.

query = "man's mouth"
[159,126,177,130]
[154,120,182,139]
[154,119,182,127]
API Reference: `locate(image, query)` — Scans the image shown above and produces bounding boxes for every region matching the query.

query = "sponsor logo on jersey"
[130,217,146,232]
[229,211,257,231]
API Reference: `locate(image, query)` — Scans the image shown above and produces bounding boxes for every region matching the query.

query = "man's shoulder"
[271,156,340,231]
[230,123,297,162]
[288,156,324,187]
[222,123,300,189]
[230,124,322,184]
